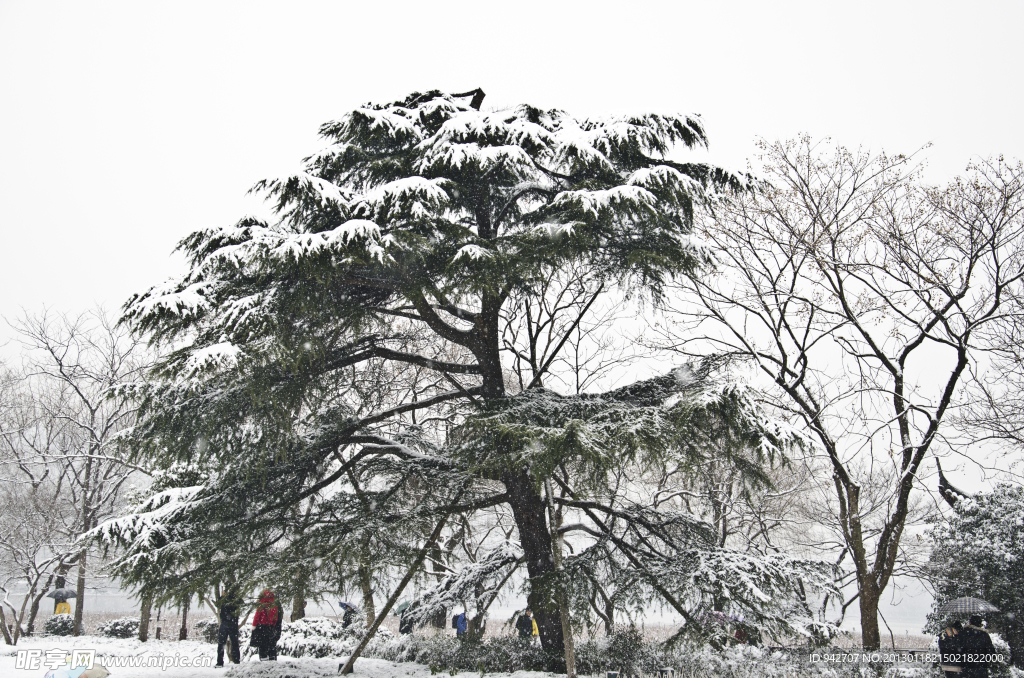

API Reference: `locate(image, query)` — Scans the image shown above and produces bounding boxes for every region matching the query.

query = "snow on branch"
[403,540,522,625]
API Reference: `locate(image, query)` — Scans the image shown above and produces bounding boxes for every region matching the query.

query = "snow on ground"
[225,656,553,678]
[0,635,557,678]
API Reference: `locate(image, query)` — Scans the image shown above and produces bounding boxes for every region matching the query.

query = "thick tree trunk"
[71,551,86,637]
[477,295,564,656]
[858,583,881,650]
[503,471,564,655]
[290,592,306,622]
[178,596,189,640]
[138,591,152,642]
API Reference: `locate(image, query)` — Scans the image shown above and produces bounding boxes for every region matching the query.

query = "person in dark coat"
[959,615,997,678]
[515,608,534,640]
[399,611,414,635]
[938,621,963,678]
[215,587,242,667]
[250,589,283,661]
[339,601,356,628]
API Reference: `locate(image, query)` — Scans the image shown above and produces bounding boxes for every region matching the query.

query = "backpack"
[452,614,458,629]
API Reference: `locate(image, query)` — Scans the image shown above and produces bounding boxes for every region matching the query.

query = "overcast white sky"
[2,1,1022,329]
[2,0,1022,633]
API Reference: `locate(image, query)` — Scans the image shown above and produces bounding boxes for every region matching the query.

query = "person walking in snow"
[959,615,996,678]
[215,586,242,667]
[454,610,468,638]
[250,589,282,661]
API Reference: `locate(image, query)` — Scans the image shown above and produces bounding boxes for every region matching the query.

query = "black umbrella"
[46,588,77,603]
[936,596,1000,615]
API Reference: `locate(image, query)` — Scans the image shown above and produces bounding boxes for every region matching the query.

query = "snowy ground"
[223,657,553,678]
[0,635,557,678]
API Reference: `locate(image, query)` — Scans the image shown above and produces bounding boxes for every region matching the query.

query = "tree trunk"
[290,591,306,622]
[71,550,86,637]
[73,446,95,638]
[429,544,447,629]
[178,596,190,640]
[858,583,881,650]
[139,591,153,642]
[54,569,67,613]
[0,605,13,645]
[1005,619,1024,668]
[547,480,576,678]
[503,470,565,655]
[468,582,486,639]
[480,297,565,655]
[358,559,376,628]
[604,599,614,636]
[26,572,55,636]
[13,582,34,644]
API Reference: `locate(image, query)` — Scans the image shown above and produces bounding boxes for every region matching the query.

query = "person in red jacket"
[250,590,282,661]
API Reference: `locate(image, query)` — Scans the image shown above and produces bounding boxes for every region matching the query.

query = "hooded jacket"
[253,590,280,628]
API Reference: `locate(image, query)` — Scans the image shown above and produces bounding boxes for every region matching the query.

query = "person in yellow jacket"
[54,601,71,615]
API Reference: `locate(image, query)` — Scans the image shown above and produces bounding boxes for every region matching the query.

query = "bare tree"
[2,308,150,636]
[659,139,1024,648]
[0,477,78,643]
[0,360,82,643]
[502,261,638,395]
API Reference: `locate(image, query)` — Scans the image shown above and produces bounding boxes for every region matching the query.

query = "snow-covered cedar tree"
[109,88,830,656]
[92,463,217,610]
[927,484,1024,667]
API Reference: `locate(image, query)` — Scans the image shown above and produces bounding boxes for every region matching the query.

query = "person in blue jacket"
[454,611,468,638]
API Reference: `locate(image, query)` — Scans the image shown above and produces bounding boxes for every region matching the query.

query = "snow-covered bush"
[247,628,1024,678]
[576,625,661,676]
[365,634,554,673]
[276,616,353,658]
[264,615,390,659]
[194,617,219,643]
[96,616,140,638]
[44,613,79,636]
